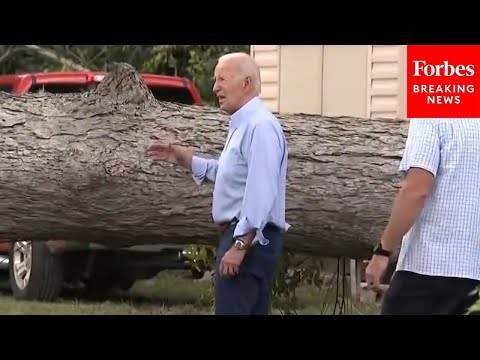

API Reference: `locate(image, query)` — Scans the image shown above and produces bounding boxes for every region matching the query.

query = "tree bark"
[0,63,409,259]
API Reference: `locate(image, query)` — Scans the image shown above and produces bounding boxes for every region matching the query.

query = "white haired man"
[149,52,289,315]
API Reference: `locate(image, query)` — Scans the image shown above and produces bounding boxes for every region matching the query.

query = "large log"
[0,64,409,259]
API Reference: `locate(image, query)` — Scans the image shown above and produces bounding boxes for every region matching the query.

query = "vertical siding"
[250,45,280,112]
[322,45,369,117]
[369,45,403,119]
[278,45,324,115]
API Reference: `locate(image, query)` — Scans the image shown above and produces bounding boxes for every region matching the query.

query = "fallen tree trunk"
[0,64,409,259]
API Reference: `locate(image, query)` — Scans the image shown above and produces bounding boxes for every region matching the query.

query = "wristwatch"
[234,238,248,250]
[373,243,391,258]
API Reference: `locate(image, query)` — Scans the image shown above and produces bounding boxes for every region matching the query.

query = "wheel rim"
[12,241,32,290]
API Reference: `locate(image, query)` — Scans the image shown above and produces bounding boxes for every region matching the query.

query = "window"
[0,84,13,93]
[149,87,195,105]
[29,84,89,94]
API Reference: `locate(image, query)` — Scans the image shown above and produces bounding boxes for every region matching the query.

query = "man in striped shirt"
[365,118,480,315]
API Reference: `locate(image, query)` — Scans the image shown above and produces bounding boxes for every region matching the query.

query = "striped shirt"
[395,118,480,280]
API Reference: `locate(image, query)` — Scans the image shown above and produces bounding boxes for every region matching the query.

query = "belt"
[217,218,280,235]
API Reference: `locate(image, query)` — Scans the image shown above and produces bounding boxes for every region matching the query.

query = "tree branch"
[23,45,90,71]
[0,47,23,64]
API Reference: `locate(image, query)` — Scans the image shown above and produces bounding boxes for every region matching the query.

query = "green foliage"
[466,287,480,314]
[0,45,152,74]
[270,251,301,314]
[182,244,216,310]
[270,251,327,314]
[143,45,251,104]
[183,244,216,275]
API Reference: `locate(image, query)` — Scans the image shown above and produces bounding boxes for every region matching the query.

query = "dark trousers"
[214,223,283,315]
[381,270,480,315]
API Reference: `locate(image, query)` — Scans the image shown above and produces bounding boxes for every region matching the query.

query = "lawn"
[0,271,381,315]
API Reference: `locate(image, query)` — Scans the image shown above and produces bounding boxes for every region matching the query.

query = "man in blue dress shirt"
[149,52,289,315]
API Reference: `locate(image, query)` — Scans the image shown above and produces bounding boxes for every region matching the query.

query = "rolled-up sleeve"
[233,122,283,244]
[399,118,441,177]
[192,156,219,185]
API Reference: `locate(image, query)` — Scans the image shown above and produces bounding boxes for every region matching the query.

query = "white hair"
[218,52,261,95]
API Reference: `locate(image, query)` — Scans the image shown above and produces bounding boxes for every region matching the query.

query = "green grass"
[0,271,380,315]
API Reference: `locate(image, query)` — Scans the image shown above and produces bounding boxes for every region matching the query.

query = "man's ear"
[244,76,251,88]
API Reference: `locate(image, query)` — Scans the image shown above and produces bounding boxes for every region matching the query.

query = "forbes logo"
[413,60,475,77]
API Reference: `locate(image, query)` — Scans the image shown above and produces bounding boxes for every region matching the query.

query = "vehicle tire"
[8,241,64,301]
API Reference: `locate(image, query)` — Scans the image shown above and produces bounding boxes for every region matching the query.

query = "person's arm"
[233,121,284,246]
[191,156,219,185]
[380,119,440,252]
[171,145,218,185]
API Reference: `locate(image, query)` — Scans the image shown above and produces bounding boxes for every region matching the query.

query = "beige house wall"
[278,46,324,115]
[322,45,369,117]
[250,45,408,120]
[249,45,280,112]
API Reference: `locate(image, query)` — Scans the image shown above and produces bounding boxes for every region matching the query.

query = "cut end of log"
[92,63,155,105]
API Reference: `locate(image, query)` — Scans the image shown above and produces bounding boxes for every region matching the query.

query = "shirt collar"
[229,96,262,129]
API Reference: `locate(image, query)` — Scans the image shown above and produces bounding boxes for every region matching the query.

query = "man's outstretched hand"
[148,136,195,170]
[149,141,178,164]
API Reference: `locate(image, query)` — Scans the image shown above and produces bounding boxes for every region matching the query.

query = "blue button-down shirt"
[191,96,289,246]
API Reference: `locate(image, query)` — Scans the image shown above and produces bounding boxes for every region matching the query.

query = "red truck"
[0,71,205,301]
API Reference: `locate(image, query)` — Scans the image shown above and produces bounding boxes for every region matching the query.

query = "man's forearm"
[173,145,194,170]
[380,187,428,252]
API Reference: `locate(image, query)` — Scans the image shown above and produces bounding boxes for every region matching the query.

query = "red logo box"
[407,45,480,118]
